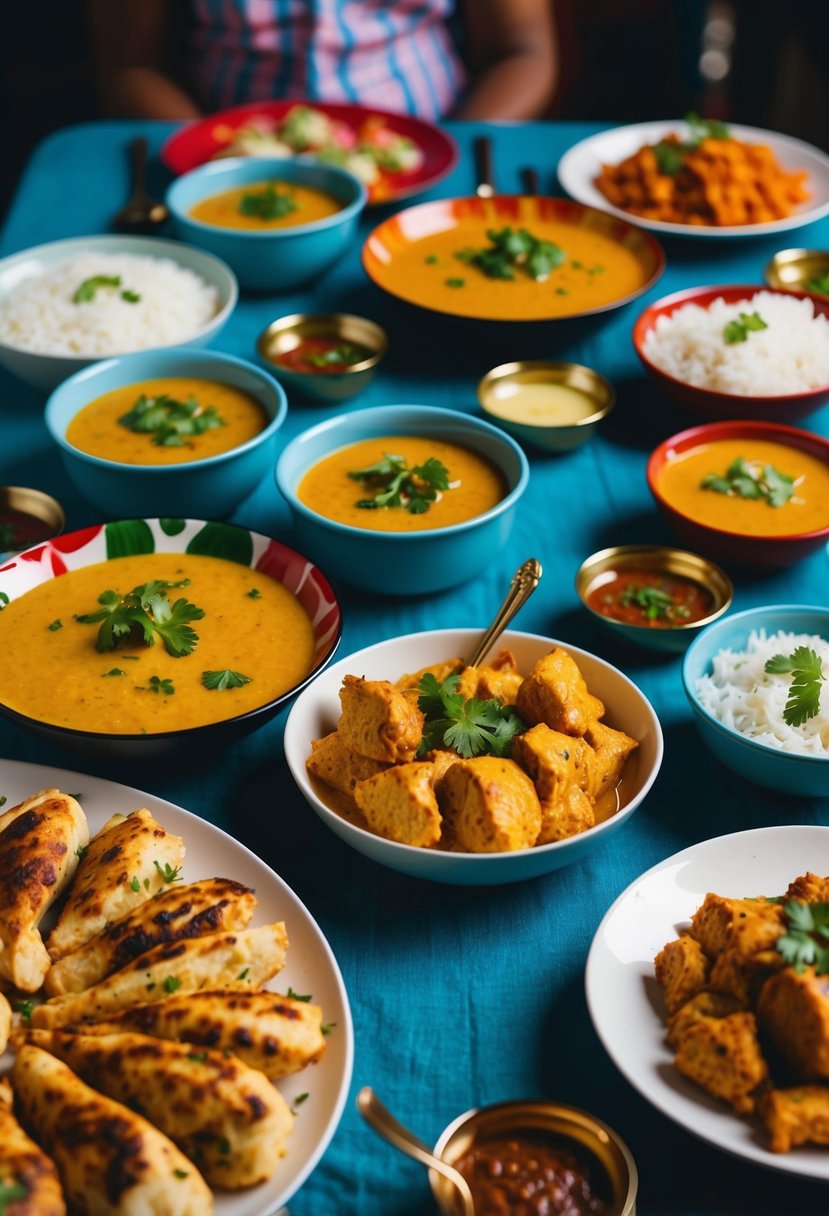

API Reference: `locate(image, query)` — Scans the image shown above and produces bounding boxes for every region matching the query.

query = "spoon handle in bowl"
[466,558,543,669]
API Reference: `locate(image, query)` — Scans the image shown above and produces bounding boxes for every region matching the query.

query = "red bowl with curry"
[633,284,829,421]
[646,420,829,567]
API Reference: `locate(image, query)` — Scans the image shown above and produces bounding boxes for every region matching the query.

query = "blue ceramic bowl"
[275,405,530,595]
[166,157,367,291]
[0,234,237,391]
[682,604,829,796]
[46,348,287,518]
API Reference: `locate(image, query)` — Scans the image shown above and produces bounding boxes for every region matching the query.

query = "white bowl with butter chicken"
[0,518,341,759]
[283,628,663,885]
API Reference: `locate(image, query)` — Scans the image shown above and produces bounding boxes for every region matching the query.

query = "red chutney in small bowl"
[453,1133,610,1216]
[586,569,714,629]
[272,336,373,374]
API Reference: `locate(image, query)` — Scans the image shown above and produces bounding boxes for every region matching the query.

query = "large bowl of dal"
[0,235,237,391]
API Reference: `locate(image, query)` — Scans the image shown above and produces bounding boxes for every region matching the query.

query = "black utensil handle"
[129,136,149,193]
[521,167,540,196]
[474,135,495,193]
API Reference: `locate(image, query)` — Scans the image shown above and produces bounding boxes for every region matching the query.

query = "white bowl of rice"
[682,604,829,797]
[633,285,829,421]
[0,235,238,390]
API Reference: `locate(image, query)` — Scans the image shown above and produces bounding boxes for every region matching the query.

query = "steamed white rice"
[643,291,829,395]
[0,252,220,356]
[695,628,829,756]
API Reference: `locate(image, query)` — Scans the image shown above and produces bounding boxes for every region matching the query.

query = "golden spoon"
[466,557,542,668]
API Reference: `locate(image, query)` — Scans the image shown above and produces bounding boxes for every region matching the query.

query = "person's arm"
[86,0,203,120]
[454,0,557,120]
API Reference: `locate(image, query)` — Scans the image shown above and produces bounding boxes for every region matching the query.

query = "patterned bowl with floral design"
[0,517,341,760]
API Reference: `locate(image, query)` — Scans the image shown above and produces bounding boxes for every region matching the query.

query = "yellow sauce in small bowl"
[485,380,600,426]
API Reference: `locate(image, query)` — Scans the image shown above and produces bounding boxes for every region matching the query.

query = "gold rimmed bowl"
[576,544,733,653]
[430,1100,638,1216]
[478,360,615,453]
[0,486,65,562]
[257,312,388,404]
[764,248,829,298]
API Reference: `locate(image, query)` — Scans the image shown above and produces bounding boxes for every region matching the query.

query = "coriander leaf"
[187,1052,208,1063]
[305,343,367,368]
[130,876,141,892]
[461,226,566,282]
[807,272,829,297]
[765,646,825,727]
[445,277,466,288]
[0,797,5,807]
[237,967,250,980]
[417,674,526,759]
[0,1179,29,1210]
[246,588,261,599]
[777,901,829,974]
[136,675,175,695]
[154,860,183,883]
[102,668,127,677]
[292,1092,310,1113]
[723,311,768,344]
[173,1169,189,1179]
[48,618,63,631]
[73,274,121,303]
[202,669,253,691]
[238,183,298,220]
[321,1022,336,1036]
[75,844,88,859]
[163,975,182,993]
[14,999,34,1023]
[121,289,141,303]
[348,452,451,515]
[619,585,677,622]
[700,456,795,508]
[653,140,685,176]
[287,987,313,1002]
[764,652,795,674]
[119,393,226,448]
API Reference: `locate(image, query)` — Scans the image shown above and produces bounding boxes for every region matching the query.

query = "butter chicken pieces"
[655,873,829,1152]
[307,647,638,852]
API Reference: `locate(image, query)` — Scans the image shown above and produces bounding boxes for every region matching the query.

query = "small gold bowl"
[477,360,615,453]
[430,1099,637,1216]
[764,248,829,296]
[257,312,388,404]
[0,486,65,559]
[576,544,733,653]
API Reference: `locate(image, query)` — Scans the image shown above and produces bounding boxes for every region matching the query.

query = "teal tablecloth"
[2,120,828,1216]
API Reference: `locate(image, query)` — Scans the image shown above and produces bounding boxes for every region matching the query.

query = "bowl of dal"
[283,628,663,885]
[682,604,829,797]
[477,360,615,452]
[45,348,287,519]
[646,419,829,567]
[167,156,367,291]
[274,404,529,595]
[0,234,237,391]
[633,284,829,421]
[362,195,665,324]
[0,517,342,760]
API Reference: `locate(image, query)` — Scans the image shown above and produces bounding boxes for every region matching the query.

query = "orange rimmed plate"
[362,195,665,323]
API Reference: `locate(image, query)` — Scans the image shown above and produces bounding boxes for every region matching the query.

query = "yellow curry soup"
[657,438,829,536]
[0,554,316,734]
[296,436,508,533]
[65,378,270,466]
[190,179,343,231]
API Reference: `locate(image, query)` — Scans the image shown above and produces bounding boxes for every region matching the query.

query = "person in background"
[87,1,557,123]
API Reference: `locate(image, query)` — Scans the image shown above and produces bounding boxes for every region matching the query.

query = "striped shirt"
[183,0,468,120]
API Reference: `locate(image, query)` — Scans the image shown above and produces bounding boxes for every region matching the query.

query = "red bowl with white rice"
[632,284,829,420]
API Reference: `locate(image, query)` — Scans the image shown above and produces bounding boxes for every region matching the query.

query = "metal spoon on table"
[466,557,542,668]
[473,135,496,199]
[357,1087,475,1216]
[113,136,170,234]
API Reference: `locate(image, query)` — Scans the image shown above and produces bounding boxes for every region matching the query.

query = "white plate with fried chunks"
[0,757,353,1215]
[586,824,829,1180]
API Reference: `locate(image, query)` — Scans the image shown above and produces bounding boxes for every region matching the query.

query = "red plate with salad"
[161,100,458,205]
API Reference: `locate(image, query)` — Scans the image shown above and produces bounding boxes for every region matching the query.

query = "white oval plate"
[586,824,829,1179]
[0,757,353,1215]
[558,121,829,238]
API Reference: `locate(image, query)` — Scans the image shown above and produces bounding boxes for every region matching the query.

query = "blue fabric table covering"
[2,120,828,1216]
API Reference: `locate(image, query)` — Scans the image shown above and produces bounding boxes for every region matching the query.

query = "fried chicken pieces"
[0,789,327,1214]
[307,648,638,853]
[655,874,829,1153]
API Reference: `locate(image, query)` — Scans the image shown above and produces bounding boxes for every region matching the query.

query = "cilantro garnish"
[163,975,182,993]
[321,1022,336,1036]
[305,343,367,369]
[202,669,252,691]
[0,593,8,609]
[764,646,825,726]
[348,453,450,514]
[619,585,691,623]
[445,277,466,288]
[0,796,6,807]
[653,112,730,176]
[102,668,127,677]
[173,1169,189,1180]
[75,844,88,860]
[14,1000,33,1023]
[187,1051,208,1063]
[700,456,796,508]
[130,877,141,892]
[417,672,525,759]
[238,183,298,220]
[723,311,768,344]
[777,901,829,974]
[154,860,183,884]
[0,1179,28,1210]
[807,272,829,297]
[76,579,204,657]
[119,393,227,448]
[291,1092,310,1114]
[246,588,261,599]
[237,967,250,980]
[73,275,141,304]
[48,619,63,631]
[137,676,175,696]
[455,226,565,281]
[287,987,312,1002]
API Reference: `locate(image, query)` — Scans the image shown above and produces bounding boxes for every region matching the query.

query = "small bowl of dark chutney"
[0,487,65,562]
[575,543,733,654]
[257,311,388,403]
[430,1100,637,1216]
